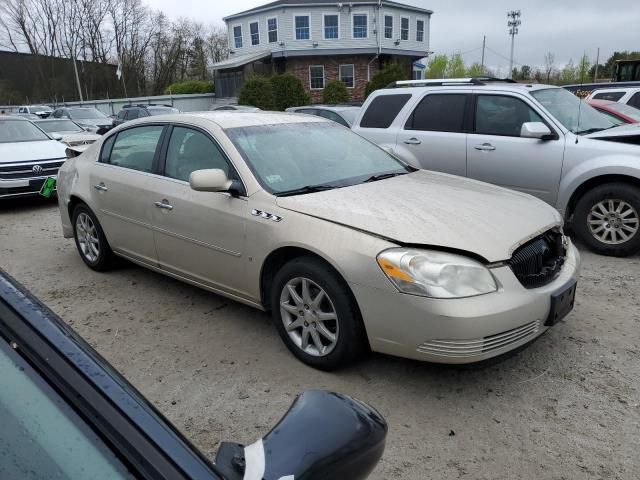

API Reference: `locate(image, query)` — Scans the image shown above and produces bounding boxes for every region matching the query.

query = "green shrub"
[364,64,408,98]
[237,75,275,110]
[270,73,309,110]
[323,80,350,104]
[164,80,214,95]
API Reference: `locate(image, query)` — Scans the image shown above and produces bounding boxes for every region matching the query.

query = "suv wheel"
[271,257,366,370]
[574,183,640,257]
[72,204,115,271]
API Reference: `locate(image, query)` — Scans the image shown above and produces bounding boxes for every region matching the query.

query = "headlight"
[377,249,498,299]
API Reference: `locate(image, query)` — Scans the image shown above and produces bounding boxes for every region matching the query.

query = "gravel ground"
[1,198,639,479]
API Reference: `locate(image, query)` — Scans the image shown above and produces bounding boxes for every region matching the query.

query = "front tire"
[573,183,640,257]
[271,257,366,370]
[72,204,115,271]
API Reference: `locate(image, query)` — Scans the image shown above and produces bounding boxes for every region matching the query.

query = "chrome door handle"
[474,143,496,151]
[154,200,173,211]
[403,138,422,145]
[93,183,108,191]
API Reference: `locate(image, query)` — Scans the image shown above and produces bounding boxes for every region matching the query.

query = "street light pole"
[507,10,521,79]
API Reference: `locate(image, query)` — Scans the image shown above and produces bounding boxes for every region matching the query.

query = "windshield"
[0,120,51,142]
[226,122,410,195]
[147,106,179,115]
[69,108,107,120]
[531,88,618,134]
[36,120,84,133]
[608,102,640,122]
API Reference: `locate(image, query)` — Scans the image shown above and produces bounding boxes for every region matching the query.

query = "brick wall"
[286,55,380,103]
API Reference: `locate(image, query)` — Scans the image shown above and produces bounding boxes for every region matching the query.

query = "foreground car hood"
[276,171,561,262]
[0,140,67,163]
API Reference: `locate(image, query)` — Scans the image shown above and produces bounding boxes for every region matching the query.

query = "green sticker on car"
[39,177,57,198]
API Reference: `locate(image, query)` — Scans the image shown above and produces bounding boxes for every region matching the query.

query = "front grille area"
[509,230,566,289]
[0,159,65,180]
[417,320,541,358]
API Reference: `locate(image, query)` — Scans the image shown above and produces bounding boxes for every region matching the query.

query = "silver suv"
[352,78,640,257]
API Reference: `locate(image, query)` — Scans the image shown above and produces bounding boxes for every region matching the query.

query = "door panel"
[467,94,565,205]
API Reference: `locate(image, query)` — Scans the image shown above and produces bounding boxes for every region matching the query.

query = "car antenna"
[575,56,586,145]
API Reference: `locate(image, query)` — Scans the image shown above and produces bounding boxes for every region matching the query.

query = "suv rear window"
[592,92,625,102]
[405,94,467,132]
[360,94,411,129]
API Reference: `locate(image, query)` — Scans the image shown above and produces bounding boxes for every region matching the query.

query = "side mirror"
[215,390,387,480]
[50,133,63,141]
[521,122,554,140]
[189,169,244,196]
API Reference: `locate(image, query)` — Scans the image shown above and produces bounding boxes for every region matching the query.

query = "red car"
[587,99,640,124]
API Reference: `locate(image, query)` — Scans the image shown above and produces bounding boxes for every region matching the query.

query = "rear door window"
[475,95,545,137]
[107,126,164,172]
[360,94,412,128]
[405,94,467,132]
[592,91,625,102]
[629,92,640,109]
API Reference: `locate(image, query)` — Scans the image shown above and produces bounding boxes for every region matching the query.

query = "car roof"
[124,111,330,129]
[592,87,640,93]
[378,82,558,95]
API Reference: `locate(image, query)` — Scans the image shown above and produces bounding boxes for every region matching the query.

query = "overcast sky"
[147,0,639,72]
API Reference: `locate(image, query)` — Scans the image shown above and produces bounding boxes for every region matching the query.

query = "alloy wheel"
[76,212,101,262]
[279,277,339,357]
[587,199,639,245]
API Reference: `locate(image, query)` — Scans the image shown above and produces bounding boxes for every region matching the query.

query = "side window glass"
[360,94,412,129]
[99,135,116,163]
[299,108,318,116]
[629,92,640,109]
[53,110,62,118]
[593,92,624,101]
[475,95,544,137]
[117,111,126,120]
[164,127,231,182]
[108,126,164,172]
[405,94,467,132]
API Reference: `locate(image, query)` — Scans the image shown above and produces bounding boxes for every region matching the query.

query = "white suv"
[586,87,640,109]
[352,78,640,257]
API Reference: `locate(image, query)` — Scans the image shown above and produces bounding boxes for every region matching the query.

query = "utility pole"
[481,36,486,74]
[594,47,600,82]
[507,10,521,79]
[72,53,84,103]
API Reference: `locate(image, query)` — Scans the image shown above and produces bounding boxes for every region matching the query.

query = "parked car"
[586,86,640,109]
[0,268,387,480]
[352,78,640,257]
[33,118,101,149]
[112,104,180,127]
[57,112,580,369]
[0,116,67,199]
[586,99,640,125]
[286,105,361,127]
[17,104,53,118]
[211,104,261,112]
[10,112,41,120]
[52,107,113,134]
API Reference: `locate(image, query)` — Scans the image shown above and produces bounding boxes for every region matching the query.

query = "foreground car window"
[108,126,164,172]
[165,127,230,181]
[226,122,409,194]
[0,341,133,479]
[0,120,50,143]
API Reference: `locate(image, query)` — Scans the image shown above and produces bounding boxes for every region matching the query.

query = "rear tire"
[72,204,115,271]
[573,183,640,257]
[271,257,367,370]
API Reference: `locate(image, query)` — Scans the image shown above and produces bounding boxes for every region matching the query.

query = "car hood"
[276,171,561,262]
[59,132,101,143]
[0,140,68,163]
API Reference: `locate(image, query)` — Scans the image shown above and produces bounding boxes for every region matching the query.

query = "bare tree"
[205,25,229,66]
[544,52,556,84]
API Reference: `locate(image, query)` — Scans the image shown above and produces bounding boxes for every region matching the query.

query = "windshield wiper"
[575,125,617,135]
[276,184,338,197]
[363,172,408,183]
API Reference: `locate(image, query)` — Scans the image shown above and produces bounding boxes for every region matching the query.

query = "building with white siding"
[213,0,432,101]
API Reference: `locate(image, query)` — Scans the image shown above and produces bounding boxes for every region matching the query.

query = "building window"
[323,14,339,39]
[353,13,368,38]
[250,22,259,45]
[384,15,393,39]
[309,65,324,89]
[233,25,243,48]
[400,17,409,41]
[295,15,310,40]
[339,64,354,88]
[267,17,278,43]
[416,19,424,42]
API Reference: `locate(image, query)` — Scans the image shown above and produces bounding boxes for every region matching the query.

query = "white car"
[587,87,640,109]
[0,116,67,199]
[33,118,101,150]
[17,105,54,118]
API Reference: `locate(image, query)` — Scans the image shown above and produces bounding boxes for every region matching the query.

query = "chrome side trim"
[251,209,282,222]
[100,209,154,229]
[152,226,242,257]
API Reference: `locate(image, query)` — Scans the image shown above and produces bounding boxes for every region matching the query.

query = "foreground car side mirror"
[215,390,387,480]
[189,169,245,196]
[521,122,554,140]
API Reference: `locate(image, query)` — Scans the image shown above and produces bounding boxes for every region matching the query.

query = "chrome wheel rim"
[76,213,100,262]
[279,277,339,357]
[588,199,639,245]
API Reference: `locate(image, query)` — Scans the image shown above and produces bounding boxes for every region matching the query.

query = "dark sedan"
[52,107,113,134]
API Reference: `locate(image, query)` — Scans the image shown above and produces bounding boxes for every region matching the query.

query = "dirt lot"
[1,198,639,479]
